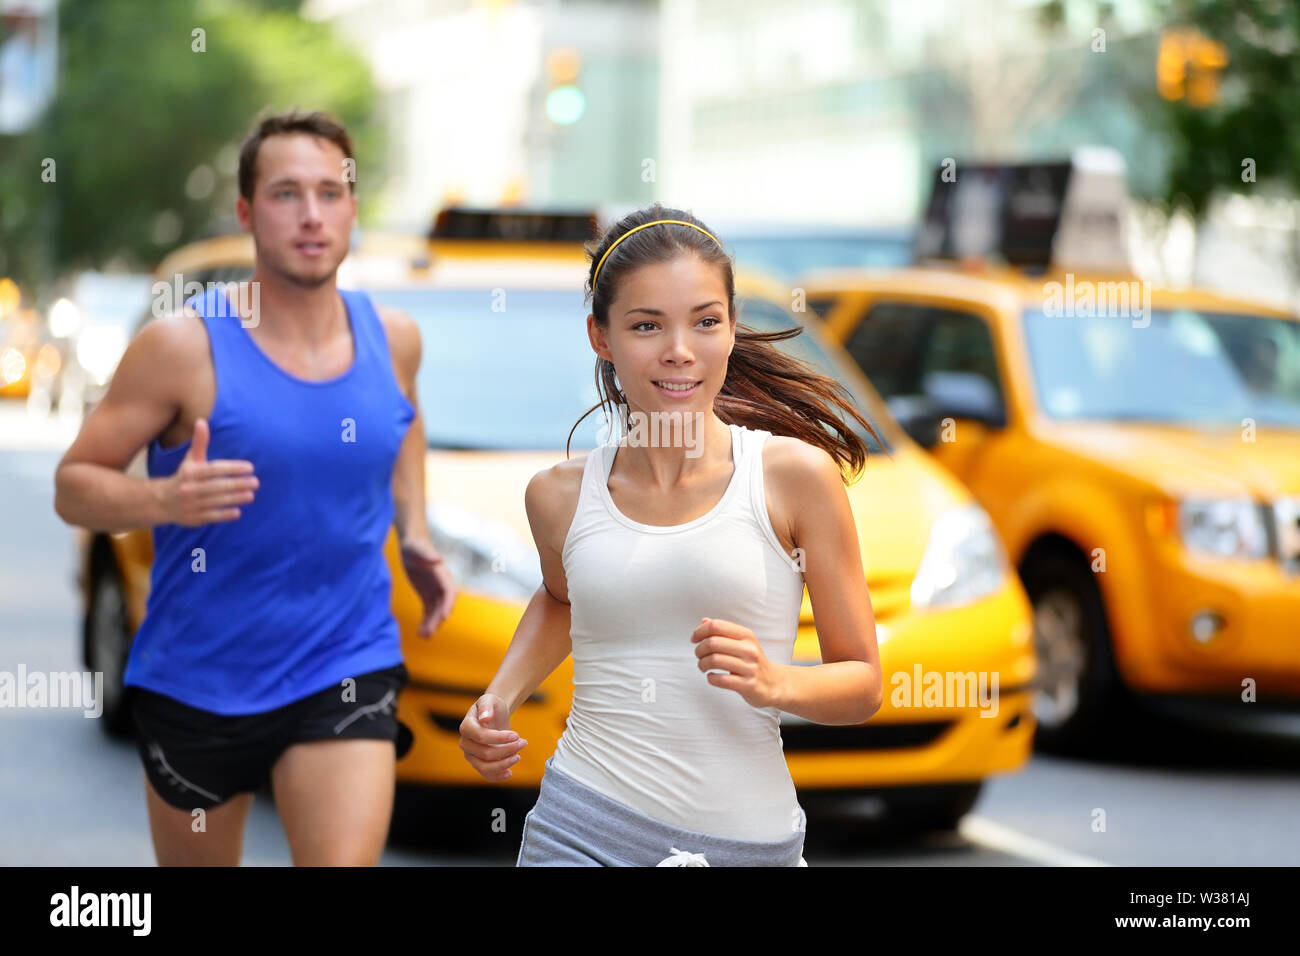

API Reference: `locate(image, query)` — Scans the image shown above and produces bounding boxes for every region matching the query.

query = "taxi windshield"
[368,286,890,451]
[368,287,599,450]
[728,234,912,281]
[1022,307,1300,428]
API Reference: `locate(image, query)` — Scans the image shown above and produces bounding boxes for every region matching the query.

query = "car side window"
[841,302,931,399]
[919,309,1005,408]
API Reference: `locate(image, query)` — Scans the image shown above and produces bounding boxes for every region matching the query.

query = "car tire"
[1022,550,1124,753]
[83,556,135,739]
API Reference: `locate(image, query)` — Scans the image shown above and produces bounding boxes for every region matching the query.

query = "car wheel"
[1022,551,1122,752]
[84,558,135,738]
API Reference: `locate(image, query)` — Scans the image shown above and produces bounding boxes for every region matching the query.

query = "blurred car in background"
[594,207,913,296]
[800,155,1300,751]
[60,272,155,410]
[78,210,1035,833]
[1,276,39,399]
[718,221,913,289]
[1,327,37,399]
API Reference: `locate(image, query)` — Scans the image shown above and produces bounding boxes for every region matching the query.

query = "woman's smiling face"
[590,254,736,417]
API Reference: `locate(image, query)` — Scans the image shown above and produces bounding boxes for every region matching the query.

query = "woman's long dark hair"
[566,203,881,483]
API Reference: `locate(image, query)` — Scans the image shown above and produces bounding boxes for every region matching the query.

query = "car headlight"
[1,346,27,385]
[1178,498,1269,560]
[75,325,128,386]
[910,504,1007,611]
[425,502,542,603]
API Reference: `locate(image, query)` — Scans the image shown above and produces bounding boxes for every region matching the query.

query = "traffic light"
[1157,27,1228,107]
[544,48,585,125]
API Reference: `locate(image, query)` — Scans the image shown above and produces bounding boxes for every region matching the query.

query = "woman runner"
[459,204,882,866]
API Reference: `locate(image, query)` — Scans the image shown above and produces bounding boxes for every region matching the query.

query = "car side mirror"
[885,395,943,448]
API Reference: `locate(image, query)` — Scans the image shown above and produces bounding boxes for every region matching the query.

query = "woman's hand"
[459,693,527,781]
[691,617,789,709]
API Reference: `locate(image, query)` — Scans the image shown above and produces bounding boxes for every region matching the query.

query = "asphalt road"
[3,402,1297,867]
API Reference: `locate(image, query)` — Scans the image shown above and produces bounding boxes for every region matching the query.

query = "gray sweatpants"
[516,756,808,867]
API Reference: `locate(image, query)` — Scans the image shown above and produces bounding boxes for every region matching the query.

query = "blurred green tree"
[0,0,382,292]
[1152,0,1300,215]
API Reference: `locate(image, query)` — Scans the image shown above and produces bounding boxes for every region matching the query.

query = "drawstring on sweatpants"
[656,846,710,866]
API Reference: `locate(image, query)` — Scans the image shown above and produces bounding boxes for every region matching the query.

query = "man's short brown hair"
[237,110,355,202]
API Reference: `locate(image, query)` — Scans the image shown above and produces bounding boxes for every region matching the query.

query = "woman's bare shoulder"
[761,434,842,488]
[760,435,847,547]
[525,451,593,551]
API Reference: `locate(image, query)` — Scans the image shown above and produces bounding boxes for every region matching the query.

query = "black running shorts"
[131,663,413,811]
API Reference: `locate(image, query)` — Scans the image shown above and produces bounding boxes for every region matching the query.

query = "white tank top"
[551,421,806,841]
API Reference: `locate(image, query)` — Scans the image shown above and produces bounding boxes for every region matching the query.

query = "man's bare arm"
[378,304,455,636]
[378,306,434,548]
[53,313,257,532]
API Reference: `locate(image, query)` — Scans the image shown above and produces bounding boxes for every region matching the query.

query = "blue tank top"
[123,285,416,714]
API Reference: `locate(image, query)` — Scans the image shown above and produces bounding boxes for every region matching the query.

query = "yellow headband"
[591,219,723,291]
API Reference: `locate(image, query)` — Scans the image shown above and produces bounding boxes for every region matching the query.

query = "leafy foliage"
[0,0,382,290]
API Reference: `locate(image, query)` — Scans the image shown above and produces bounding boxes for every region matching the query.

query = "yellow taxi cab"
[78,210,1035,832]
[1,277,38,398]
[0,339,33,397]
[799,155,1300,750]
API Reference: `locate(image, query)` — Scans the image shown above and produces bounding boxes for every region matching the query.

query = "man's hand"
[158,418,259,526]
[400,536,456,637]
[691,616,789,709]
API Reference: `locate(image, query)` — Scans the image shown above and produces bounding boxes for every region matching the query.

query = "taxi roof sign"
[915,148,1130,274]
[430,208,598,243]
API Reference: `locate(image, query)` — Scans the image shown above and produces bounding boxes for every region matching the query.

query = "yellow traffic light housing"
[1158,27,1228,107]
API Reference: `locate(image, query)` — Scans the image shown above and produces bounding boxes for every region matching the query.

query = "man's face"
[236,132,356,288]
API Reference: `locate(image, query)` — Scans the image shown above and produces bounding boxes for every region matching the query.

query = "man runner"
[53,110,455,865]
